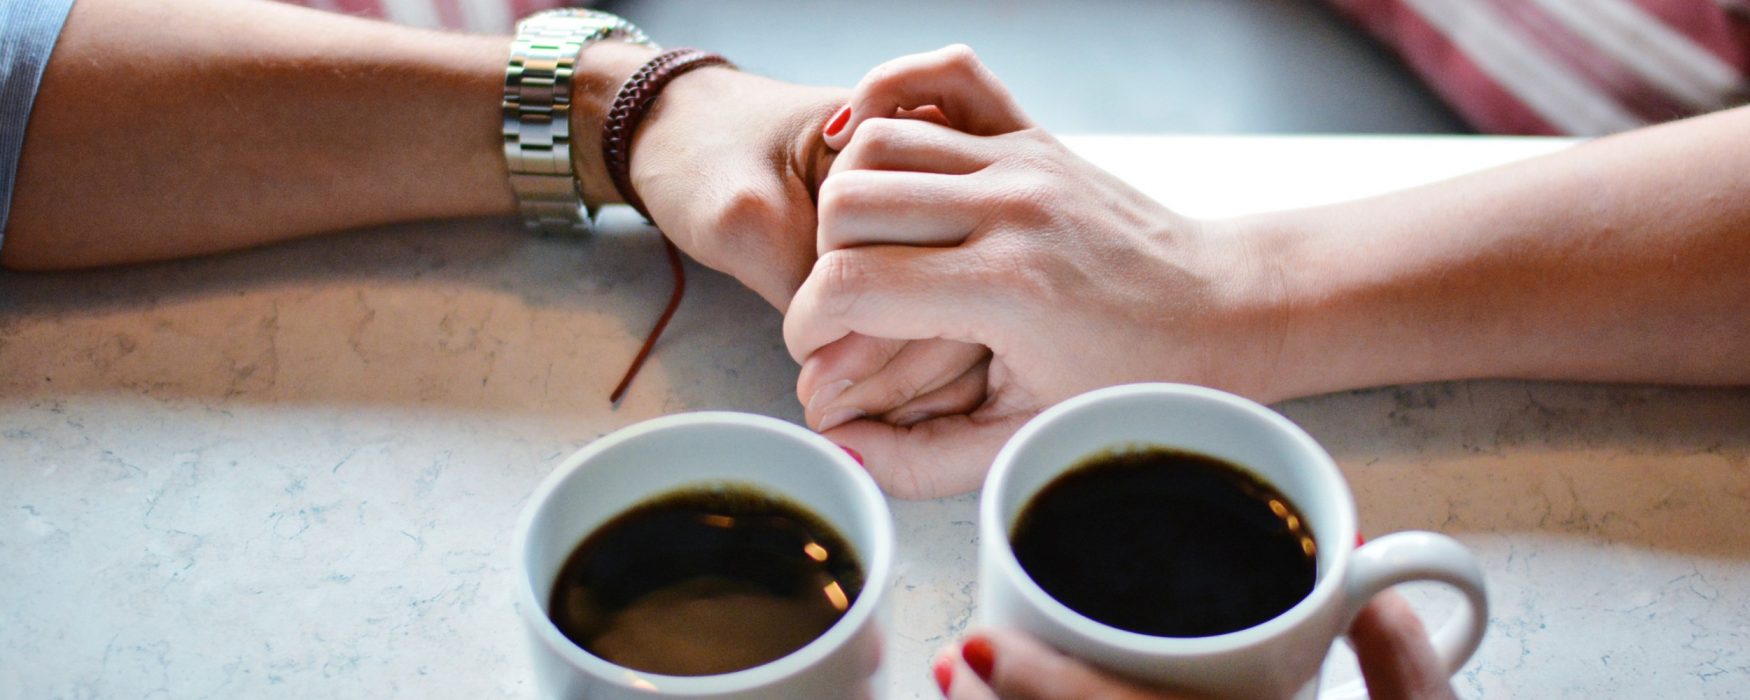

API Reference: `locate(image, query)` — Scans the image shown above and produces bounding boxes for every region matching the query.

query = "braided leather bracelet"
[602,48,733,221]
[601,48,732,403]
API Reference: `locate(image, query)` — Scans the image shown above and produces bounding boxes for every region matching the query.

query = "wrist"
[627,68,847,309]
[1199,214,1308,403]
[568,39,661,207]
[1220,206,1420,402]
[630,69,846,212]
[623,62,745,198]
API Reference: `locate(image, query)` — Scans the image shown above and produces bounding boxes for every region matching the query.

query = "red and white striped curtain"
[1330,0,1750,134]
[283,0,579,34]
[279,0,1750,135]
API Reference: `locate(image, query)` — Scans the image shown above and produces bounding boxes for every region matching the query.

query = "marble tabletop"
[3,135,1748,699]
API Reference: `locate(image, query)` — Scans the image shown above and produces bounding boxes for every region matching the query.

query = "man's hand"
[629,66,847,310]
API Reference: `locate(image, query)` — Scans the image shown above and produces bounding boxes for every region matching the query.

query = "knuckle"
[938,43,981,72]
[997,172,1060,223]
[853,116,905,144]
[815,176,855,224]
[837,118,901,167]
[816,171,876,225]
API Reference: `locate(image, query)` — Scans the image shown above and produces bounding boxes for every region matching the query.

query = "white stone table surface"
[3,135,1748,699]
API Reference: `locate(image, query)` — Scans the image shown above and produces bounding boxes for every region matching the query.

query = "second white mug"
[978,383,1488,699]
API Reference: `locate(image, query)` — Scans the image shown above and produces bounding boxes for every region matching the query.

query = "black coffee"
[1011,447,1317,638]
[548,485,864,676]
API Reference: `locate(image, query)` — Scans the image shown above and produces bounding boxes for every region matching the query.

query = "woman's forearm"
[2,0,654,269]
[1238,106,1750,400]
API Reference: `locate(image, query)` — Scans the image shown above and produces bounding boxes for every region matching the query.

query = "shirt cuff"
[0,0,77,251]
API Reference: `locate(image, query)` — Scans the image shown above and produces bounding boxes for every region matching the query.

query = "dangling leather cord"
[600,48,733,404]
[607,238,685,404]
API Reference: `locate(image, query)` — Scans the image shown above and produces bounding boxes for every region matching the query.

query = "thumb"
[1349,590,1458,700]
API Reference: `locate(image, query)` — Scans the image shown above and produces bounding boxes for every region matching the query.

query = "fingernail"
[824,105,851,137]
[895,411,933,428]
[961,636,994,683]
[932,654,954,695]
[807,379,854,423]
[1356,533,1367,547]
[838,445,864,466]
[817,407,866,433]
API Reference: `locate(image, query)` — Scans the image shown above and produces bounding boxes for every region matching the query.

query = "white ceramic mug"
[513,412,895,699]
[978,384,1488,699]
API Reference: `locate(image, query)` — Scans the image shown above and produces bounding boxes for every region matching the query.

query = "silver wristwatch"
[502,9,653,234]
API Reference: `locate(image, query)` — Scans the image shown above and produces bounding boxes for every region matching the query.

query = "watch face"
[523,10,615,33]
[515,9,651,47]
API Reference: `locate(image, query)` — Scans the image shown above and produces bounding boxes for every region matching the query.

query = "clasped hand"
[783,45,1284,500]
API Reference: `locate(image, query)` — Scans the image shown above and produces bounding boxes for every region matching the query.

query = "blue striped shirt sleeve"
[0,0,76,249]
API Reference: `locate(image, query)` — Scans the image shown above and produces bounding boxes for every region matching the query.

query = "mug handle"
[1324,531,1489,699]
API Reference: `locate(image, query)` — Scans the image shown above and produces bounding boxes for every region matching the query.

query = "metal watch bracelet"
[502,9,652,234]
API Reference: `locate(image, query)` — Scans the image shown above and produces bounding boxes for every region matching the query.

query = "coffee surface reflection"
[549,485,864,676]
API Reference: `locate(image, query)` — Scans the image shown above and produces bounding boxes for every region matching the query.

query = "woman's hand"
[797,46,1036,439]
[785,47,1285,499]
[933,628,1179,700]
[932,592,1457,700]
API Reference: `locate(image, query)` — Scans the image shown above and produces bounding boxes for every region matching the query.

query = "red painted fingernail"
[1357,533,1367,547]
[824,105,851,137]
[961,636,995,683]
[932,654,954,695]
[838,445,864,466]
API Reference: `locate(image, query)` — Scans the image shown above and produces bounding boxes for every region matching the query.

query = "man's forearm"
[2,0,655,269]
[1237,106,1750,400]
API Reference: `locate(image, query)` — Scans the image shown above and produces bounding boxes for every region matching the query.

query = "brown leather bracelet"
[601,48,733,222]
[600,48,732,404]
